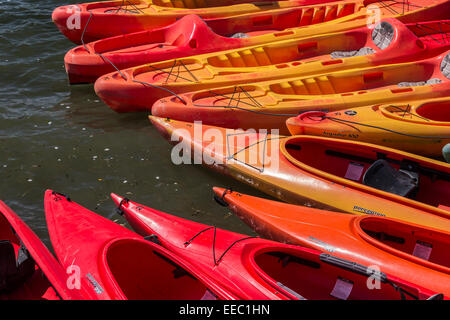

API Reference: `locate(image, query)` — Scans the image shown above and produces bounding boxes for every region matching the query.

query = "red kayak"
[52,0,450,44]
[44,190,235,300]
[51,0,353,44]
[111,193,444,300]
[64,15,276,84]
[0,200,84,300]
[214,187,450,297]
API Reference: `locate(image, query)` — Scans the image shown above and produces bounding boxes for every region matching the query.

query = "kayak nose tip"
[94,75,116,102]
[110,193,124,206]
[212,187,226,197]
[52,6,70,25]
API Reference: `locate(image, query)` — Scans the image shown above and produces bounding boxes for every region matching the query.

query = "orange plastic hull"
[52,0,450,44]
[215,188,450,297]
[151,50,450,134]
[149,116,450,232]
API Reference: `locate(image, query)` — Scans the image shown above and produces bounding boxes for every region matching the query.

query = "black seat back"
[0,240,35,294]
[362,159,419,197]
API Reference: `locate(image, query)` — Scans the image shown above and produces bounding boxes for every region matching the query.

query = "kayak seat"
[362,159,419,197]
[330,47,375,59]
[0,240,35,294]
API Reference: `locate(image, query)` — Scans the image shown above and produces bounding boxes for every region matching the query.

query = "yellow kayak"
[151,50,450,134]
[286,97,450,158]
[149,116,450,232]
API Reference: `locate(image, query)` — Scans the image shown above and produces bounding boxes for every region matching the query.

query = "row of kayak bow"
[53,0,450,157]
[1,189,448,300]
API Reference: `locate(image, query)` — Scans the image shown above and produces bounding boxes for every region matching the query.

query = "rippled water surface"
[0,0,264,247]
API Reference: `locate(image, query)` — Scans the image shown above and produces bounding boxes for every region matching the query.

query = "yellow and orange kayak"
[95,19,450,112]
[286,97,450,158]
[53,0,450,44]
[150,50,450,134]
[214,188,450,297]
[52,0,348,43]
[150,116,450,232]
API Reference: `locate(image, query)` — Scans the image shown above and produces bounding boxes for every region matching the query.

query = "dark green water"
[0,0,264,248]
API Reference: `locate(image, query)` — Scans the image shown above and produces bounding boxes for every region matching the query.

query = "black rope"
[193,103,297,117]
[313,114,450,140]
[131,79,187,104]
[215,236,255,265]
[116,198,129,216]
[213,188,232,207]
[184,226,255,266]
[376,0,422,16]
[226,133,290,173]
[385,279,419,300]
[184,226,214,246]
[413,21,450,45]
[51,191,71,202]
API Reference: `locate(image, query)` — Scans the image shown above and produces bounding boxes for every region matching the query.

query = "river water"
[0,0,262,248]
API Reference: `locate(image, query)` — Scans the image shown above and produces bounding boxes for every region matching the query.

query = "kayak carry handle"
[115,198,129,216]
[213,195,228,207]
[319,254,427,300]
[427,293,444,300]
[51,191,71,202]
[213,188,232,207]
[144,234,162,246]
[319,253,387,283]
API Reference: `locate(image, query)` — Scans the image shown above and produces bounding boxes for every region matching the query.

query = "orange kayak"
[214,187,450,297]
[151,50,450,134]
[286,97,450,157]
[150,116,450,232]
[52,0,449,44]
[96,18,450,112]
[65,14,282,84]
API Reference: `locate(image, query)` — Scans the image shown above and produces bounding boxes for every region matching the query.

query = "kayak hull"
[44,190,235,300]
[53,0,450,44]
[65,15,260,84]
[52,0,347,44]
[96,19,450,112]
[149,116,450,232]
[214,187,450,296]
[286,97,450,157]
[112,193,441,300]
[150,50,450,133]
[0,200,84,300]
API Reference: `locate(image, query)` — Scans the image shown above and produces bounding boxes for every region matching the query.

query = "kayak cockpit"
[103,239,217,300]
[357,216,450,273]
[379,99,450,125]
[415,100,450,122]
[252,248,423,300]
[0,213,59,300]
[281,136,450,213]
